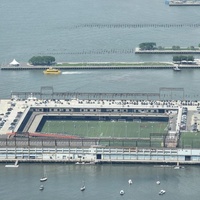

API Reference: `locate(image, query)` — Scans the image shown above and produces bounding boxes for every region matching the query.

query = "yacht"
[43,67,61,74]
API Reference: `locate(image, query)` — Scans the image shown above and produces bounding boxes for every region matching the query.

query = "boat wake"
[62,72,88,75]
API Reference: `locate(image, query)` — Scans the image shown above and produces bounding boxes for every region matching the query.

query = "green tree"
[29,56,55,65]
[139,42,156,50]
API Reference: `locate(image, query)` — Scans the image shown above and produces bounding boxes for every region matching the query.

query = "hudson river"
[0,0,200,199]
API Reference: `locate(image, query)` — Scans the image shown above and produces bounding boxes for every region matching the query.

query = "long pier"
[2,62,200,70]
[169,1,200,6]
[0,145,200,165]
[135,48,200,54]
[1,62,174,70]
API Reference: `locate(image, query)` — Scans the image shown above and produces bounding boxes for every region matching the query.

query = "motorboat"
[40,177,47,182]
[173,65,181,71]
[159,190,166,195]
[39,185,44,191]
[156,181,160,185]
[128,179,133,185]
[120,190,125,195]
[43,67,61,75]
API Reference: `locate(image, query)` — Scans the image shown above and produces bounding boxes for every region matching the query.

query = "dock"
[135,47,200,54]
[2,61,200,70]
[1,62,174,70]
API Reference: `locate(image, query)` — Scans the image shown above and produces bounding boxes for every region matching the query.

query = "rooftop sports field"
[179,132,200,148]
[41,120,168,139]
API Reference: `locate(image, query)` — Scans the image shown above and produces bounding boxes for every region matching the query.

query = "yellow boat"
[43,67,61,75]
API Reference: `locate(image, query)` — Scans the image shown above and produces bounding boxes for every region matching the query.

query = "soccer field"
[41,120,168,139]
[179,132,200,148]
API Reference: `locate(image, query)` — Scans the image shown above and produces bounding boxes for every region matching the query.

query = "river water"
[0,163,200,200]
[0,0,200,98]
[0,0,200,199]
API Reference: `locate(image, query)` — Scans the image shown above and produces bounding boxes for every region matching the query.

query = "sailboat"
[80,181,86,191]
[120,190,125,195]
[174,162,184,169]
[128,179,133,185]
[39,185,44,191]
[40,166,48,182]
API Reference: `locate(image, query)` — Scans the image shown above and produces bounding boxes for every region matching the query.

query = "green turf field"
[179,132,200,148]
[41,120,168,139]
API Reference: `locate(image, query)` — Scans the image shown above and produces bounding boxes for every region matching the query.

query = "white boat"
[120,190,125,195]
[80,181,86,191]
[40,177,47,182]
[156,181,160,185]
[128,179,133,185]
[174,162,184,169]
[173,65,181,71]
[39,185,44,191]
[80,185,86,191]
[40,166,47,182]
[159,190,166,195]
[5,160,19,168]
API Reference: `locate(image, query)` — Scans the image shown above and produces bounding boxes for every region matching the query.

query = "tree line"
[173,55,194,63]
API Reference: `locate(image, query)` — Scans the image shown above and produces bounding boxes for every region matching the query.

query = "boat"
[120,190,125,195]
[174,162,184,169]
[128,179,133,185]
[80,185,86,191]
[156,181,160,185]
[43,67,61,75]
[39,185,44,191]
[173,65,181,71]
[5,160,19,168]
[40,166,47,182]
[80,181,86,191]
[159,190,166,195]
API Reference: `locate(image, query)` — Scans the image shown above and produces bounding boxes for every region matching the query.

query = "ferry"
[43,67,61,75]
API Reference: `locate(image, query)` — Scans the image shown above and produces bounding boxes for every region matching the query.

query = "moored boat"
[120,190,125,195]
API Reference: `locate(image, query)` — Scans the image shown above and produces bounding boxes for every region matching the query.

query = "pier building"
[1,88,200,164]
